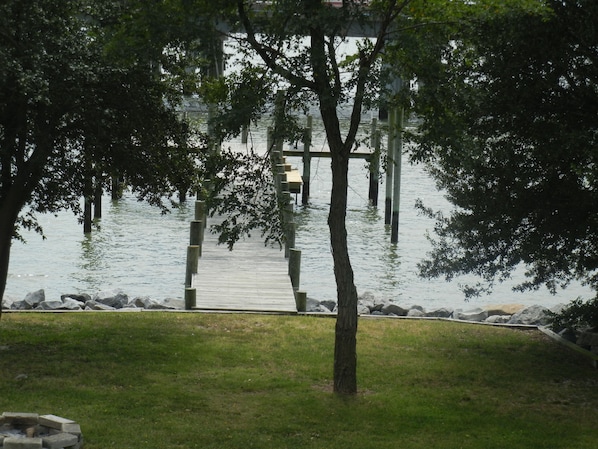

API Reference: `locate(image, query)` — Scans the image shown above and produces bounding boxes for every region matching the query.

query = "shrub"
[548,296,598,333]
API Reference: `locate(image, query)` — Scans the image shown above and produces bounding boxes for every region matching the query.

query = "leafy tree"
[0,0,208,313]
[203,0,546,394]
[205,0,504,394]
[404,1,598,301]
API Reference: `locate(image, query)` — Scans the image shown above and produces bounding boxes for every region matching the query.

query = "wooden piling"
[94,183,102,218]
[289,248,301,292]
[184,287,196,310]
[241,123,249,144]
[185,245,200,288]
[295,290,307,312]
[369,118,381,206]
[391,107,403,244]
[385,108,395,225]
[302,116,313,205]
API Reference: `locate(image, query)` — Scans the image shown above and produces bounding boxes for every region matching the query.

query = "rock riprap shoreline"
[309,291,563,326]
[2,289,184,312]
[2,288,562,326]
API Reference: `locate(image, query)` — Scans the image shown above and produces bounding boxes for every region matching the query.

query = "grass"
[1,312,597,449]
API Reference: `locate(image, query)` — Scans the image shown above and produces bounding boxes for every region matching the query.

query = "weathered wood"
[185,245,200,288]
[191,218,297,312]
[184,288,196,310]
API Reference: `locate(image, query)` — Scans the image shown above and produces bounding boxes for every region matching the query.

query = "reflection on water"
[5,116,594,309]
[6,195,192,302]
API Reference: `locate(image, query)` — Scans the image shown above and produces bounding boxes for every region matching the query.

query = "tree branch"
[236,0,316,90]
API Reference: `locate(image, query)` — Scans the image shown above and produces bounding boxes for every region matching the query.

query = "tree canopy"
[404,0,598,299]
[204,0,545,394]
[0,0,209,309]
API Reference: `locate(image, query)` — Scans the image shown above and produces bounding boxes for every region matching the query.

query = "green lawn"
[1,312,596,449]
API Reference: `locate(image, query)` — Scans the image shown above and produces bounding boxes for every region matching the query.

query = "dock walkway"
[191,219,297,313]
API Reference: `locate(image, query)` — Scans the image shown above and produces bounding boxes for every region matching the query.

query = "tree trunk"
[0,197,24,319]
[328,144,359,395]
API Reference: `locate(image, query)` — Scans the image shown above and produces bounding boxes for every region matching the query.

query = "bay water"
[5,117,592,310]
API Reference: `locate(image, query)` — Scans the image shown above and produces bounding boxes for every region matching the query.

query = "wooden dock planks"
[191,220,297,313]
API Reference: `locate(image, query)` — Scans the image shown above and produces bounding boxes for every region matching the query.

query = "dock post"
[241,123,248,144]
[194,200,206,246]
[295,290,307,312]
[190,220,203,256]
[391,106,403,244]
[289,248,301,292]
[267,127,274,152]
[285,221,296,259]
[369,118,380,206]
[385,108,395,224]
[185,245,200,288]
[302,116,312,205]
[184,287,196,310]
[276,164,287,196]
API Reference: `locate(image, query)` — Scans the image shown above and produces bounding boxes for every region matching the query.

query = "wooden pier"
[189,217,298,313]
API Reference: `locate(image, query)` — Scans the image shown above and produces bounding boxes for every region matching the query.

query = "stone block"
[38,415,75,431]
[2,413,39,427]
[42,432,79,449]
[3,437,43,449]
[61,423,81,435]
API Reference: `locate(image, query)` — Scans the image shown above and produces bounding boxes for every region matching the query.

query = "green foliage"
[203,148,284,249]
[0,0,217,303]
[400,1,598,298]
[549,297,598,333]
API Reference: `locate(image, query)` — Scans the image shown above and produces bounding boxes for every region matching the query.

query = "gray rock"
[407,308,425,317]
[508,304,550,325]
[61,293,91,304]
[61,298,83,310]
[84,300,116,311]
[93,289,128,309]
[24,289,45,309]
[306,297,321,312]
[455,308,488,322]
[381,301,408,316]
[357,302,371,315]
[320,300,337,312]
[425,308,454,318]
[485,315,511,324]
[161,297,185,309]
[38,299,65,310]
[314,304,333,313]
[1,295,17,310]
[144,298,176,310]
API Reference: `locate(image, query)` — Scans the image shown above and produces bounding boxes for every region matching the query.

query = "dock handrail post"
[184,287,196,310]
[295,290,307,312]
[289,248,301,292]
